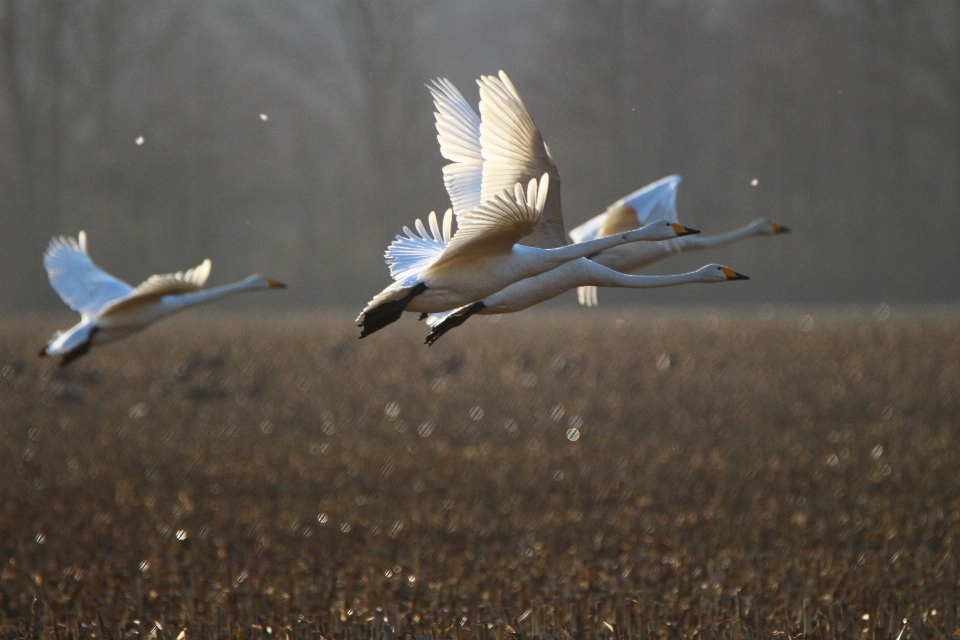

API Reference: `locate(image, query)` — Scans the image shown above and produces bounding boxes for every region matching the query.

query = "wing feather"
[384,210,452,284]
[429,79,483,216]
[432,174,548,267]
[99,259,211,317]
[43,231,133,316]
[569,175,682,244]
[477,71,565,248]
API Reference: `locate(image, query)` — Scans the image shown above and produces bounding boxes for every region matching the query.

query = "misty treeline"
[0,0,957,313]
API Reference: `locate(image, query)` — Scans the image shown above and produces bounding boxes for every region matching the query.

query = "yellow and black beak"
[267,278,287,289]
[721,267,749,281]
[771,221,790,234]
[670,223,700,237]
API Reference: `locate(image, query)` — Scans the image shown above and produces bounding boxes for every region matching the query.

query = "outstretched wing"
[99,259,211,317]
[43,231,133,316]
[569,175,682,243]
[432,174,549,268]
[429,79,483,217]
[477,71,565,248]
[384,209,454,285]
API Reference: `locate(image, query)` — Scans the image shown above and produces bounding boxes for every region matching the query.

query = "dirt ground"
[1,311,958,639]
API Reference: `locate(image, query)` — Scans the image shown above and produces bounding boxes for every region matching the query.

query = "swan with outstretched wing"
[40,231,285,366]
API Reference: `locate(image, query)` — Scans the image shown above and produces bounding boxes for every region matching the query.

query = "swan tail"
[358,283,427,338]
[425,301,485,346]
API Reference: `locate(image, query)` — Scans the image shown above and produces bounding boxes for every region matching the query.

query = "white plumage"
[40,231,286,366]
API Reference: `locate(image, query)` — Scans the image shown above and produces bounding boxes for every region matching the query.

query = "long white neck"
[674,221,763,252]
[483,260,713,314]
[523,224,677,272]
[162,277,266,312]
[592,266,715,289]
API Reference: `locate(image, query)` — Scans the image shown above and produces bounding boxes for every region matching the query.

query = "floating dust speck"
[469,406,484,421]
[259,113,269,121]
[750,178,759,186]
[175,529,188,541]
[550,404,565,422]
[139,561,149,572]
[553,470,564,481]
[340,523,351,533]
[317,513,328,524]
[566,427,581,442]
[874,302,891,321]
[35,532,46,544]
[881,406,894,420]
[129,403,149,420]
[826,454,839,466]
[431,377,447,393]
[135,136,145,145]
[385,402,400,420]
[799,315,814,332]
[568,415,584,430]
[259,419,274,435]
[871,444,884,459]
[657,353,671,371]
[417,421,435,438]
[503,418,520,437]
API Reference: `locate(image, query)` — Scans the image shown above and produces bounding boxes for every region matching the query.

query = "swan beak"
[721,267,750,281]
[267,278,287,289]
[771,221,790,233]
[670,223,700,236]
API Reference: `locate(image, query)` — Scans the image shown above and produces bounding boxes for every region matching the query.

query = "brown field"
[1,311,959,639]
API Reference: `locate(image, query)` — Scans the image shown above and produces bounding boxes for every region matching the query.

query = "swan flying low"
[39,231,286,366]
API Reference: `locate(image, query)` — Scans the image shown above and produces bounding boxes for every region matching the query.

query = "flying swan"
[39,231,286,366]
[356,175,699,337]
[568,175,789,306]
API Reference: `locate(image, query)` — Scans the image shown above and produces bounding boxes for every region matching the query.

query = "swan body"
[40,231,286,366]
[568,175,789,306]
[423,262,748,345]
[357,176,699,337]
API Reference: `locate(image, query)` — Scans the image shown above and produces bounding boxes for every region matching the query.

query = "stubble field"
[1,311,959,639]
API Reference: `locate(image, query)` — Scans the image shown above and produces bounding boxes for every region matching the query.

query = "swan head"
[636,220,700,241]
[697,264,750,282]
[243,274,287,289]
[751,219,791,235]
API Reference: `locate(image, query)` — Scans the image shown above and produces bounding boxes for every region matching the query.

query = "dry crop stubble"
[0,311,959,639]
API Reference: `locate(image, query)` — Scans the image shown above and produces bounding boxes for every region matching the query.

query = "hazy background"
[1,0,957,314]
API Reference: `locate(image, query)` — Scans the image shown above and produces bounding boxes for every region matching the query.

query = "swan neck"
[165,279,261,310]
[681,223,758,250]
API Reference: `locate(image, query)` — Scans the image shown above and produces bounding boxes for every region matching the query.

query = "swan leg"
[425,302,486,346]
[57,327,99,368]
[359,283,427,338]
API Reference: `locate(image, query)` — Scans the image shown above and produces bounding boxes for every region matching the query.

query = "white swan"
[423,262,748,345]
[356,176,699,337]
[39,231,286,366]
[568,175,789,306]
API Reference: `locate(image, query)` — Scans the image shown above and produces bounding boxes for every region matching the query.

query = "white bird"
[423,262,748,345]
[39,231,286,366]
[568,175,789,306]
[356,176,699,337]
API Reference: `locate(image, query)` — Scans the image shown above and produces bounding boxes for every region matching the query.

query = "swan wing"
[429,79,483,217]
[569,175,682,243]
[433,174,548,267]
[99,259,211,317]
[43,231,134,316]
[384,210,453,284]
[478,71,565,248]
